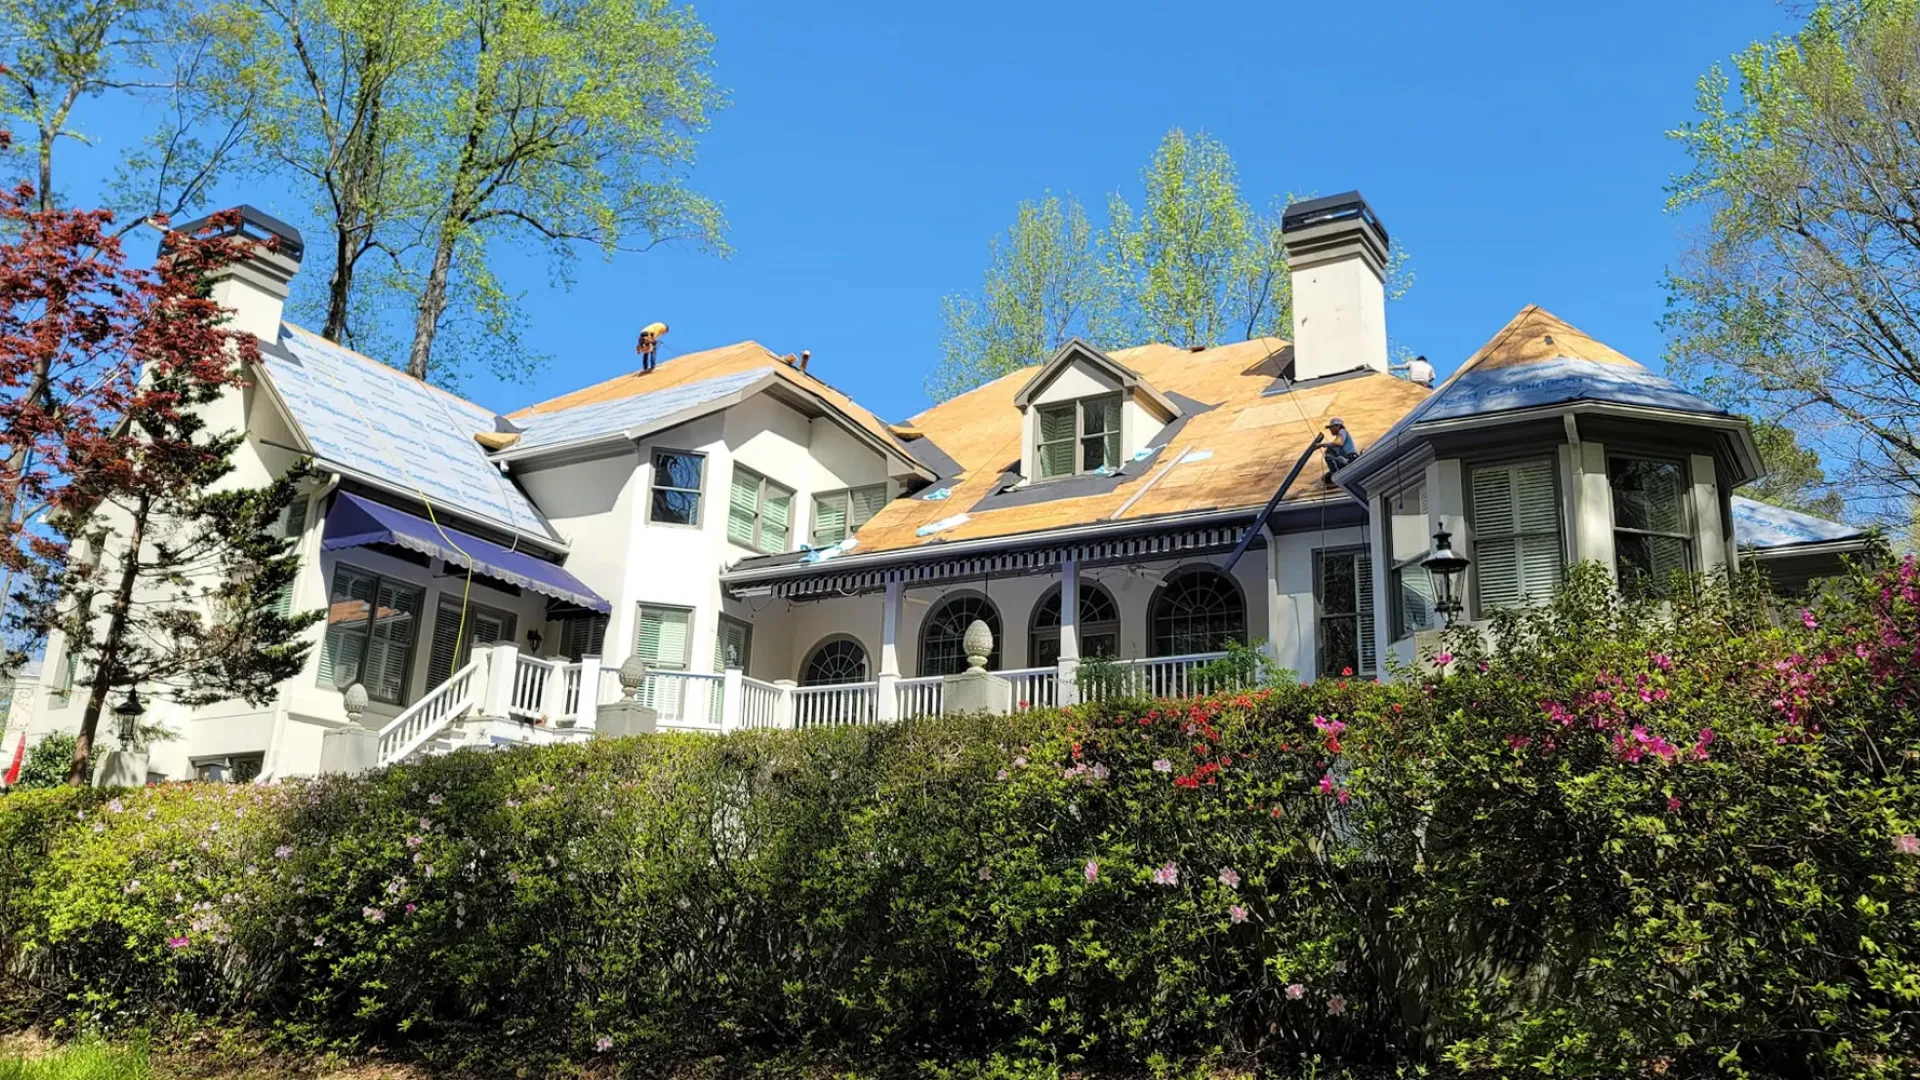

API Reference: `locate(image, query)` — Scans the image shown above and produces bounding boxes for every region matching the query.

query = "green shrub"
[10,734,76,791]
[0,561,1915,1078]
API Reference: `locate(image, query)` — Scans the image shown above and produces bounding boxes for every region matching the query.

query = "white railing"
[738,675,785,729]
[509,654,556,721]
[1003,666,1059,711]
[894,675,944,719]
[639,670,725,730]
[561,662,584,717]
[792,682,877,728]
[378,656,482,764]
[1081,652,1231,702]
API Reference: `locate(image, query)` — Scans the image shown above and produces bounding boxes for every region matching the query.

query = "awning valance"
[321,492,610,613]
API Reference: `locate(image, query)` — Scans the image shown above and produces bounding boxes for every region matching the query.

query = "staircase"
[375,657,483,765]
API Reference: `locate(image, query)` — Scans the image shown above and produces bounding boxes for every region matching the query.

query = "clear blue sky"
[53,0,1793,426]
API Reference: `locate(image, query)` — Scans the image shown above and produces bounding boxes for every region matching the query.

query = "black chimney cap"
[166,204,304,263]
[1280,191,1388,248]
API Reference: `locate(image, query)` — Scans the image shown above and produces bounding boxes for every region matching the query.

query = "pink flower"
[428,792,445,806]
[1084,860,1099,883]
[1217,867,1240,889]
[313,935,325,947]
[1896,834,1920,856]
[274,844,293,859]
[363,906,386,923]
[1802,609,1818,629]
[978,866,992,881]
[1318,773,1336,795]
[1667,797,1682,814]
[996,769,1008,781]
[1327,995,1347,1016]
[1152,759,1173,773]
[1151,861,1180,886]
[595,1036,613,1053]
[1312,715,1346,736]
[1285,983,1306,1000]
[167,935,190,950]
[1649,652,1673,671]
[404,903,417,915]
[1433,652,1453,667]
[1228,904,1248,924]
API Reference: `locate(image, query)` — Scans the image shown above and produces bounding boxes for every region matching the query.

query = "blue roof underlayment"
[265,325,553,540]
[1730,495,1866,550]
[509,368,770,452]
[1412,357,1727,423]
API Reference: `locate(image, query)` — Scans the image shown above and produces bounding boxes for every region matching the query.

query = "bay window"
[1609,456,1693,597]
[1470,459,1564,615]
[317,565,425,705]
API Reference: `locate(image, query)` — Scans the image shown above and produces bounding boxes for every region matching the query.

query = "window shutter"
[728,470,760,547]
[813,492,848,546]
[636,607,689,670]
[760,487,791,553]
[1356,550,1376,672]
[427,606,463,689]
[318,568,376,690]
[560,615,606,659]
[1514,461,1564,603]
[714,619,750,670]
[849,485,887,530]
[366,580,419,703]
[273,499,308,618]
[1038,406,1075,477]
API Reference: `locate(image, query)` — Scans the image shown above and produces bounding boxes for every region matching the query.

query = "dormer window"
[1036,394,1121,479]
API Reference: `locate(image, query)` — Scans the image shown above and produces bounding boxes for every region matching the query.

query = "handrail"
[377,656,483,764]
[509,653,558,720]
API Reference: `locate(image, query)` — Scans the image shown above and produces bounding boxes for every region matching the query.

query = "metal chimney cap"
[1280,191,1389,249]
[167,204,305,264]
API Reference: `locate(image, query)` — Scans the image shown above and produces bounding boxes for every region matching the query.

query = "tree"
[205,0,444,350]
[1667,0,1920,522]
[1745,420,1843,517]
[926,194,1111,402]
[9,729,72,788]
[0,204,317,784]
[398,0,725,383]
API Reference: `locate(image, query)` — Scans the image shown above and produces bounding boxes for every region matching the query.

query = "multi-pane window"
[1036,394,1122,479]
[649,450,705,526]
[425,600,514,691]
[1470,460,1564,615]
[1149,568,1246,656]
[920,594,1003,676]
[194,754,264,783]
[1317,548,1376,676]
[634,604,695,719]
[1610,456,1693,597]
[802,638,869,685]
[272,497,309,618]
[812,484,887,546]
[727,466,793,554]
[1385,481,1435,640]
[1029,581,1120,667]
[318,566,425,704]
[714,616,752,671]
[558,614,608,659]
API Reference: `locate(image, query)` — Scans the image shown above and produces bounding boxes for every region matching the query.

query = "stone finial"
[618,653,650,694]
[963,619,993,673]
[342,682,368,723]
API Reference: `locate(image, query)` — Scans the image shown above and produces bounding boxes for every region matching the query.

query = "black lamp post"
[1421,528,1470,628]
[114,688,145,746]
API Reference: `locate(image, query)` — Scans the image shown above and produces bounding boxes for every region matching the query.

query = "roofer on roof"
[1322,417,1358,483]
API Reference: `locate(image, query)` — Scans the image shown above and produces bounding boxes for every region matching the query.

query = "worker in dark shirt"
[1322,417,1359,483]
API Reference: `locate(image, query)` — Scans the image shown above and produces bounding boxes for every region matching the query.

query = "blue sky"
[52,0,1793,426]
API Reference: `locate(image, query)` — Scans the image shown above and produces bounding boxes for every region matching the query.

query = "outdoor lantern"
[114,688,145,745]
[1421,528,1470,628]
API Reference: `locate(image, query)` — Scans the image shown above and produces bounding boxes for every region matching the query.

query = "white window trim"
[647,448,707,529]
[728,465,795,555]
[1035,393,1123,480]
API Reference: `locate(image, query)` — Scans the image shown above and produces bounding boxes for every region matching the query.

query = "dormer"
[1012,339,1182,482]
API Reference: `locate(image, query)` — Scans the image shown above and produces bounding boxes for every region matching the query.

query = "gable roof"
[1011,338,1183,418]
[260,324,558,543]
[510,339,932,477]
[504,368,775,457]
[827,337,1430,556]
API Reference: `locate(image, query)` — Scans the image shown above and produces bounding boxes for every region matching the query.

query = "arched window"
[919,593,1002,676]
[802,637,869,685]
[1149,567,1246,656]
[1029,580,1120,666]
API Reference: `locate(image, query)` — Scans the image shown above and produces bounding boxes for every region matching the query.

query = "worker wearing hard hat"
[636,321,669,373]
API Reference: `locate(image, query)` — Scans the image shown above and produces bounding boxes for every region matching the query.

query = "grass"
[0,1039,149,1080]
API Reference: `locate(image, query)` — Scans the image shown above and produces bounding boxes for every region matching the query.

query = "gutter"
[1742,536,1873,560]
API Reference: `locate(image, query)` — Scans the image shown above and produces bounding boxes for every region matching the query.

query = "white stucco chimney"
[1280,191,1389,381]
[167,205,303,345]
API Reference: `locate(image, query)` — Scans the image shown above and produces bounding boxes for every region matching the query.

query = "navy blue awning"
[321,492,610,613]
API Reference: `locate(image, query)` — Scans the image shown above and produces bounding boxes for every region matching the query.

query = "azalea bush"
[0,561,1916,1078]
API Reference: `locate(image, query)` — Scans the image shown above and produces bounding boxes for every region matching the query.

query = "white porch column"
[575,657,601,731]
[1690,454,1728,574]
[480,643,518,718]
[876,578,903,722]
[720,667,744,732]
[1056,555,1082,705]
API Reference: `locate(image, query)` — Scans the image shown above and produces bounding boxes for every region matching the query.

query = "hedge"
[2,563,1917,1078]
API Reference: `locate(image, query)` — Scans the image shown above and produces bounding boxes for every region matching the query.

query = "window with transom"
[920,594,1003,676]
[802,638,869,685]
[1149,568,1246,657]
[1029,580,1120,667]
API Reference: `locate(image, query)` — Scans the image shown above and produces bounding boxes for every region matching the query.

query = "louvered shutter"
[1472,467,1524,612]
[812,492,848,546]
[1356,550,1376,672]
[426,605,463,690]
[318,568,376,690]
[1513,461,1564,604]
[364,580,420,703]
[560,615,606,659]
[760,485,792,553]
[850,485,887,530]
[728,469,760,547]
[273,499,308,618]
[636,607,689,670]
[1038,405,1075,477]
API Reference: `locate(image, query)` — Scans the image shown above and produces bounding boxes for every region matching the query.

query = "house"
[24,194,1873,782]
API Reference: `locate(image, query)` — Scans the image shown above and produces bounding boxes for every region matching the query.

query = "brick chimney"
[1280,191,1389,381]
[168,205,304,345]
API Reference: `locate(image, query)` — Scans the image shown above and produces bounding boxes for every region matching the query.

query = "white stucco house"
[23,194,1873,782]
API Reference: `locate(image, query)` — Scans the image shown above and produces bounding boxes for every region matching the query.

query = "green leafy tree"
[9,730,73,788]
[1746,419,1843,517]
[1667,0,1920,522]
[398,0,726,384]
[927,193,1111,401]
